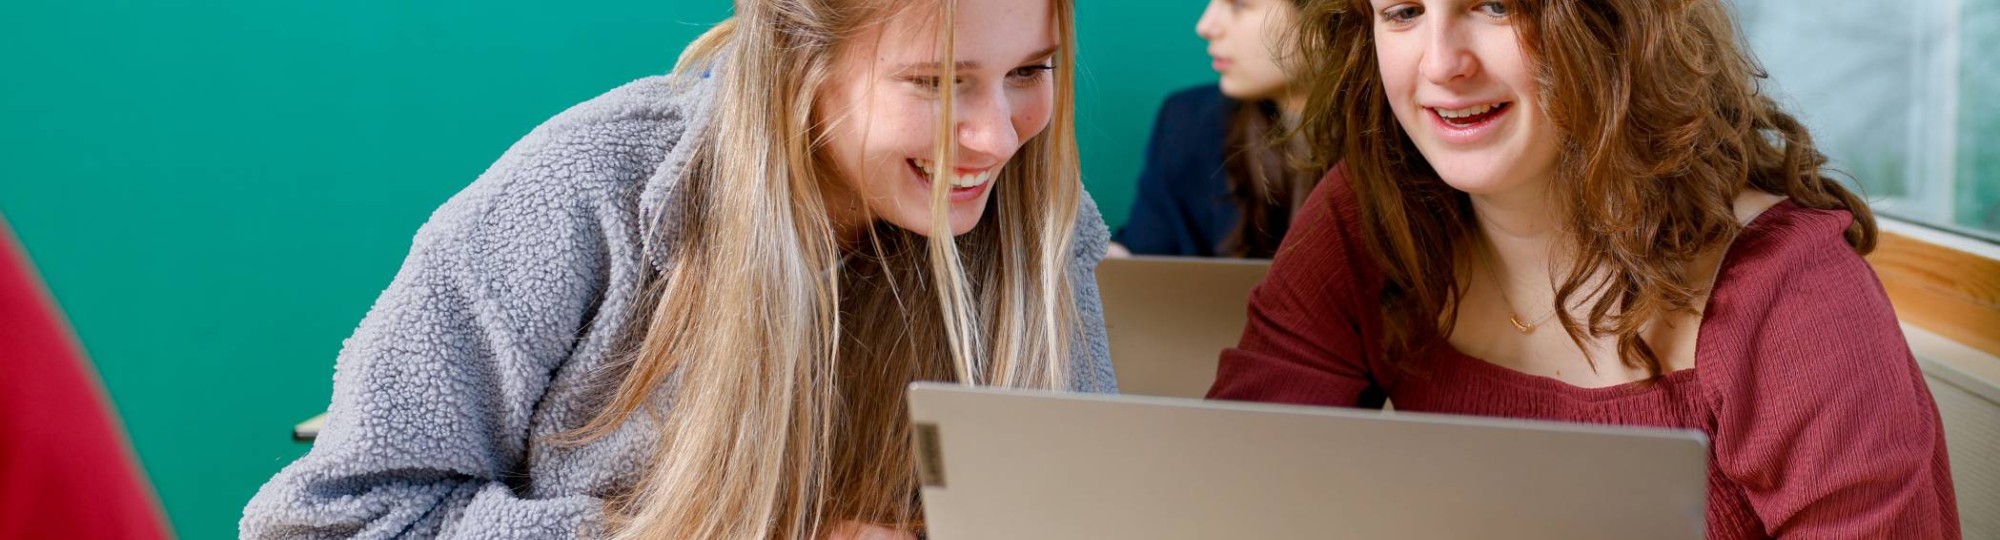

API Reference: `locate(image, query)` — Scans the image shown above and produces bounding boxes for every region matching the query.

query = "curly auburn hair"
[1291,0,1878,377]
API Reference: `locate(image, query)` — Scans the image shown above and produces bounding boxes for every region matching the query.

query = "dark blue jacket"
[1112,84,1240,257]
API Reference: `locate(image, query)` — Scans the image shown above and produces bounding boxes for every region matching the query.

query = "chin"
[935,206,988,237]
[1415,153,1498,191]
[1217,82,1247,99]
[1432,166,1489,189]
[1438,172,1529,199]
[1217,82,1259,101]
[882,208,988,238]
[1436,175,1502,196]
[948,213,984,236]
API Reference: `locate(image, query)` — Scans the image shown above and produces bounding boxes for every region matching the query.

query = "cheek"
[1375,40,1420,108]
[1259,13,1293,58]
[1481,32,1532,88]
[816,116,866,185]
[1233,17,1263,47]
[1011,87,1055,142]
[853,94,932,178]
[1508,59,1544,113]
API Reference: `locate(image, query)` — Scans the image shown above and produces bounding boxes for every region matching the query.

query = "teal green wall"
[0,1,1210,538]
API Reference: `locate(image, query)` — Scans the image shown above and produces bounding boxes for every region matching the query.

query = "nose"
[955,91,1019,166]
[1418,15,1478,84]
[1195,1,1224,41]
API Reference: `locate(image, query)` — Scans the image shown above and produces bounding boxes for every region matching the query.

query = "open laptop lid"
[1096,256,1270,398]
[909,383,1708,540]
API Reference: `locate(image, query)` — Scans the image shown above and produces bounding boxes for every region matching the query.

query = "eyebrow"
[893,44,1062,72]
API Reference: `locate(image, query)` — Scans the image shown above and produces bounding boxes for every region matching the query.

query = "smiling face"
[816,0,1059,237]
[1370,0,1561,197]
[1196,0,1302,103]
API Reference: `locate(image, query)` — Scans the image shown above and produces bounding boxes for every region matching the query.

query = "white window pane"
[1734,0,2000,242]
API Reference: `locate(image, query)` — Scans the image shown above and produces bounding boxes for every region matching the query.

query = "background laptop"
[909,384,1709,540]
[1097,256,1270,398]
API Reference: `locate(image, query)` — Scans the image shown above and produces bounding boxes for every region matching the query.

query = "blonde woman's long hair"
[568,0,1084,537]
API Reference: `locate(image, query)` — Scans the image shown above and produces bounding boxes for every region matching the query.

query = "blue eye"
[1476,1,1509,17]
[1381,5,1422,24]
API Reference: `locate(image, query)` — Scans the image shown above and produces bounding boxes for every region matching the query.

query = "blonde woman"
[241,0,1110,538]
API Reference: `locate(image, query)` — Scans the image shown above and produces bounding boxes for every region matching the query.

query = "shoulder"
[1260,164,1380,303]
[418,74,718,268]
[1713,200,1886,319]
[485,74,715,198]
[1070,191,1112,270]
[1159,84,1231,115]
[1155,84,1236,130]
[1141,85,1238,192]
[1287,165,1367,254]
[1702,200,1908,382]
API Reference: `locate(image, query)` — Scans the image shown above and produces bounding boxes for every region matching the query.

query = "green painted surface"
[0,1,1209,537]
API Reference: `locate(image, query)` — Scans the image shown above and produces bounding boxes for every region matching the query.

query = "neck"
[1468,182,1565,299]
[1277,91,1306,121]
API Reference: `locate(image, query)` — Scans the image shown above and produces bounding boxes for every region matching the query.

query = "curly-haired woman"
[1208,0,1960,537]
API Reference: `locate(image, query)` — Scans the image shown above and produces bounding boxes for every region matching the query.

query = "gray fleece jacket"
[240,70,1116,539]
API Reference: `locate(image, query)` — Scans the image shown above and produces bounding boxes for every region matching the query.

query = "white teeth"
[912,159,1000,189]
[1435,103,1500,119]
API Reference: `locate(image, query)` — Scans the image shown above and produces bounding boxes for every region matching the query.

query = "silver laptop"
[1097,256,1270,398]
[909,384,1709,540]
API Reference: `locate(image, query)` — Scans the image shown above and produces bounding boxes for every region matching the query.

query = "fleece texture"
[241,70,1116,539]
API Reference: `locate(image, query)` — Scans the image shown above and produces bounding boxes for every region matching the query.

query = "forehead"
[853,0,1058,66]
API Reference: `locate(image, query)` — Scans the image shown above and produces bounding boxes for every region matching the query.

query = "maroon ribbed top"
[1208,169,1960,539]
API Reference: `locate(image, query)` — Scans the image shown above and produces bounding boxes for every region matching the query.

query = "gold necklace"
[1483,248,1554,334]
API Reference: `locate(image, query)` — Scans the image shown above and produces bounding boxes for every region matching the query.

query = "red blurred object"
[0,218,171,539]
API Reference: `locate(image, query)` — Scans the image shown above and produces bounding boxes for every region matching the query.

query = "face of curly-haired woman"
[1371,0,1562,200]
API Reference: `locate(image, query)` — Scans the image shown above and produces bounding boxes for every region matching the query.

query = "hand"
[1106,242,1133,259]
[822,521,919,540]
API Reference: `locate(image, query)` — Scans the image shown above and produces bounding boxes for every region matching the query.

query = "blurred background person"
[1110,0,1318,258]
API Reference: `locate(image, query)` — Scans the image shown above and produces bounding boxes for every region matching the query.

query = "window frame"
[1866,217,2000,367]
